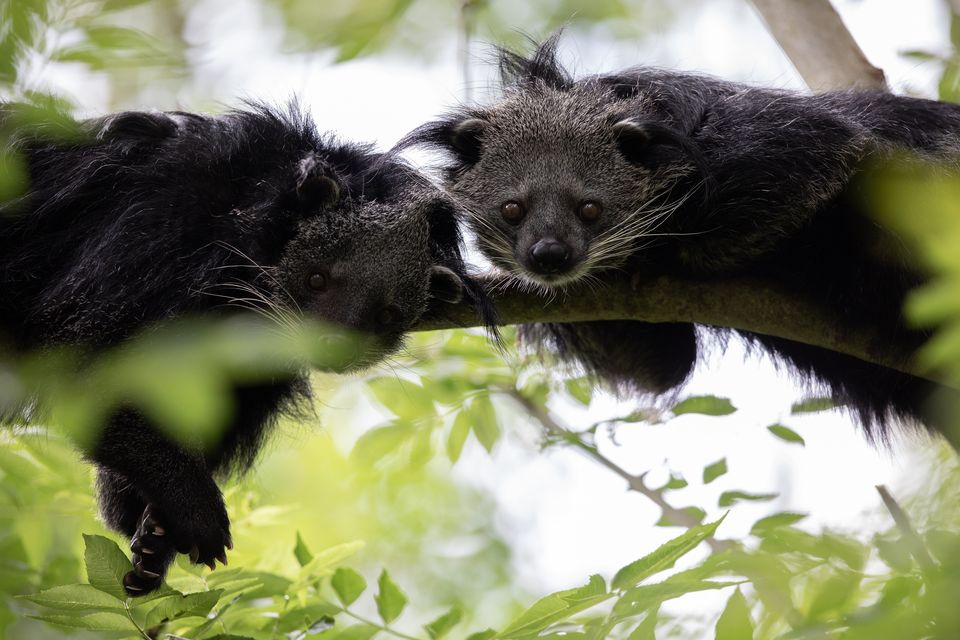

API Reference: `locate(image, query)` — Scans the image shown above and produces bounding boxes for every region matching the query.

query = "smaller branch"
[503,387,732,552]
[876,484,936,571]
[748,0,887,91]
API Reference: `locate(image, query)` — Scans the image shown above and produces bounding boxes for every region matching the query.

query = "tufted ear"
[612,119,687,166]
[428,265,464,304]
[296,153,340,211]
[98,111,179,142]
[448,118,487,166]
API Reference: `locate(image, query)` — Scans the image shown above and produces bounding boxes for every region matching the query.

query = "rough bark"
[748,0,887,91]
[417,274,948,387]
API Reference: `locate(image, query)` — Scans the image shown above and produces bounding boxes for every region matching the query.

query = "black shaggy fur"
[402,35,959,442]
[0,102,493,593]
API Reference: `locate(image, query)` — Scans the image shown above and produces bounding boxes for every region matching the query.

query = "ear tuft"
[297,154,340,211]
[297,175,339,209]
[428,265,464,305]
[99,111,178,142]
[449,118,487,165]
[612,118,685,166]
[612,119,654,164]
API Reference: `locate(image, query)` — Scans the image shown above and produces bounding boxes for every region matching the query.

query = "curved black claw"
[123,503,176,596]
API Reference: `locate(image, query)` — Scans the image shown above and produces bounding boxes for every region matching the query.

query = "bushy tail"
[520,320,954,445]
[743,332,952,444]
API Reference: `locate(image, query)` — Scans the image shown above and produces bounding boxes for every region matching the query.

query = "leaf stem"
[123,600,152,640]
[329,602,424,640]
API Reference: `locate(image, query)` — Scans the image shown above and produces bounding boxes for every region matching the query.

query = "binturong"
[401,34,960,444]
[0,102,494,594]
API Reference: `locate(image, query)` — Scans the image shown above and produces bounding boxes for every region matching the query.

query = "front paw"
[122,492,232,597]
[124,503,175,596]
[167,493,233,571]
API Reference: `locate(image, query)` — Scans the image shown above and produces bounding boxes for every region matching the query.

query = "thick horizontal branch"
[418,273,946,386]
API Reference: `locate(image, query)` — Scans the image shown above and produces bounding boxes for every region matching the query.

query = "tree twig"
[502,387,734,553]
[748,0,887,91]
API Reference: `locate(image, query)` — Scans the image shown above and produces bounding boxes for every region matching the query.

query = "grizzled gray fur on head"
[402,34,960,443]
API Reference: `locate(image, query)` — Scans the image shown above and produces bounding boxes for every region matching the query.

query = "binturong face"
[272,176,466,371]
[405,81,695,290]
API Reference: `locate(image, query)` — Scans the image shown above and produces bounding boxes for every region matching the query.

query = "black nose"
[529,238,572,274]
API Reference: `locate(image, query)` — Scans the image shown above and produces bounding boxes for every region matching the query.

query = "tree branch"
[418,273,947,387]
[502,387,733,553]
[748,0,887,91]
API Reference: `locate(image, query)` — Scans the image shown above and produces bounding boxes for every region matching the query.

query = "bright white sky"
[46,0,956,614]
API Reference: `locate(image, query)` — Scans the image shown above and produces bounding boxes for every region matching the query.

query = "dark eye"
[307,272,327,291]
[578,201,602,223]
[501,201,525,224]
[375,305,402,329]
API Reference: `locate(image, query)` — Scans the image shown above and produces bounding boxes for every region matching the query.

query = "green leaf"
[20,584,123,611]
[612,516,725,590]
[408,426,434,468]
[877,575,922,609]
[331,624,380,640]
[82,535,132,600]
[658,473,688,491]
[565,377,593,406]
[722,553,795,620]
[31,611,138,632]
[0,149,29,204]
[465,630,497,640]
[276,604,340,633]
[447,410,472,463]
[715,588,754,640]
[298,541,365,584]
[625,610,658,640]
[351,423,413,464]
[900,49,944,62]
[367,377,436,420]
[718,491,778,508]
[806,571,862,619]
[469,394,501,453]
[789,397,834,414]
[750,512,807,536]
[671,396,736,417]
[613,580,741,618]
[766,424,805,445]
[499,574,609,639]
[294,532,313,567]
[703,458,728,484]
[144,589,223,628]
[820,533,868,571]
[331,567,367,607]
[425,605,463,639]
[375,570,408,624]
[126,583,180,608]
[655,507,705,527]
[926,529,960,566]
